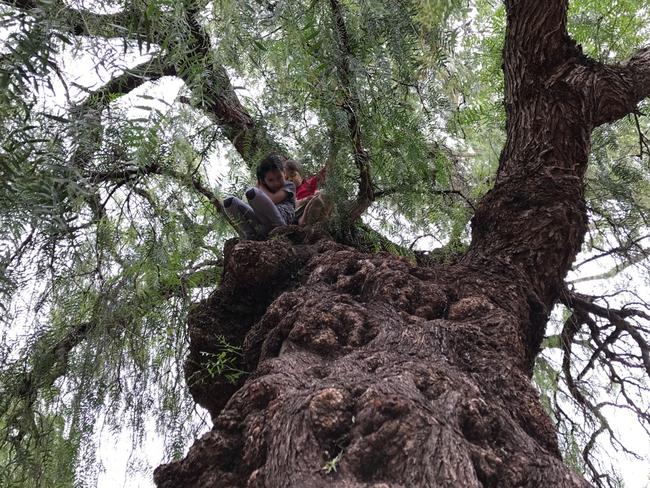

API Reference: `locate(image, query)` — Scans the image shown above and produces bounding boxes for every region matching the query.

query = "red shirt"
[296,166,326,200]
[296,175,319,200]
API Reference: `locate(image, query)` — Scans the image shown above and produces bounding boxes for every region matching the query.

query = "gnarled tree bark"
[151,1,650,486]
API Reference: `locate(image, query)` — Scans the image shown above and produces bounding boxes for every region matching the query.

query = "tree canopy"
[0,0,649,486]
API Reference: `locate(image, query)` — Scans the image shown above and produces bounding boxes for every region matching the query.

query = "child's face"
[262,169,285,192]
[284,169,303,187]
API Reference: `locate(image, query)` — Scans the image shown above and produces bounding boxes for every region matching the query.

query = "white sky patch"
[63,0,123,15]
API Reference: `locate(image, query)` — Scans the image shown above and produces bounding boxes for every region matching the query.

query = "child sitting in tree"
[224,154,296,239]
[283,159,331,225]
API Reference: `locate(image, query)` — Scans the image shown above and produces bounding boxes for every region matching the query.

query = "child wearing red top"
[284,160,331,225]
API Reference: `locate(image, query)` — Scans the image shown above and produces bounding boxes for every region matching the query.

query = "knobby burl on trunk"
[155,1,650,486]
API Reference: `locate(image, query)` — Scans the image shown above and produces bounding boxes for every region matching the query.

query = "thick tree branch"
[67,53,176,176]
[65,55,175,225]
[194,64,283,166]
[591,47,650,126]
[5,0,280,169]
[180,5,282,168]
[504,0,569,65]
[464,0,586,312]
[1,0,156,41]
[75,55,176,112]
[329,0,374,222]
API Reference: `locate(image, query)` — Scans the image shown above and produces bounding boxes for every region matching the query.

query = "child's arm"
[317,164,327,183]
[296,194,315,206]
[258,183,288,204]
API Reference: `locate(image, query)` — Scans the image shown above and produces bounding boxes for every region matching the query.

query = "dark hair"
[256,154,286,182]
[283,159,303,175]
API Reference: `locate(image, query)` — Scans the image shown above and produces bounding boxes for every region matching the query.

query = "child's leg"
[245,188,285,235]
[299,192,332,225]
[223,196,262,239]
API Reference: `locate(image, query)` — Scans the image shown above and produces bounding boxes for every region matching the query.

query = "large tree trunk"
[154,1,650,486]
[155,228,589,487]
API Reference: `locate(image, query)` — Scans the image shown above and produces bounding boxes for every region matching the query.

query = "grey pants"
[224,187,285,239]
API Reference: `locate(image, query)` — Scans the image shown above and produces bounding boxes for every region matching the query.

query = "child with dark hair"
[224,154,296,239]
[284,159,331,225]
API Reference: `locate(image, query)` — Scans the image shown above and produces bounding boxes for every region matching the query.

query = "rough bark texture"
[156,227,587,487]
[154,0,650,486]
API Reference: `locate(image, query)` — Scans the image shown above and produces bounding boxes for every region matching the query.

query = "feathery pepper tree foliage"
[0,0,649,486]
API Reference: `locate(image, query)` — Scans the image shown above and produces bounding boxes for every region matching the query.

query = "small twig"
[633,112,650,160]
[573,234,650,269]
[409,234,435,251]
[433,189,476,212]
